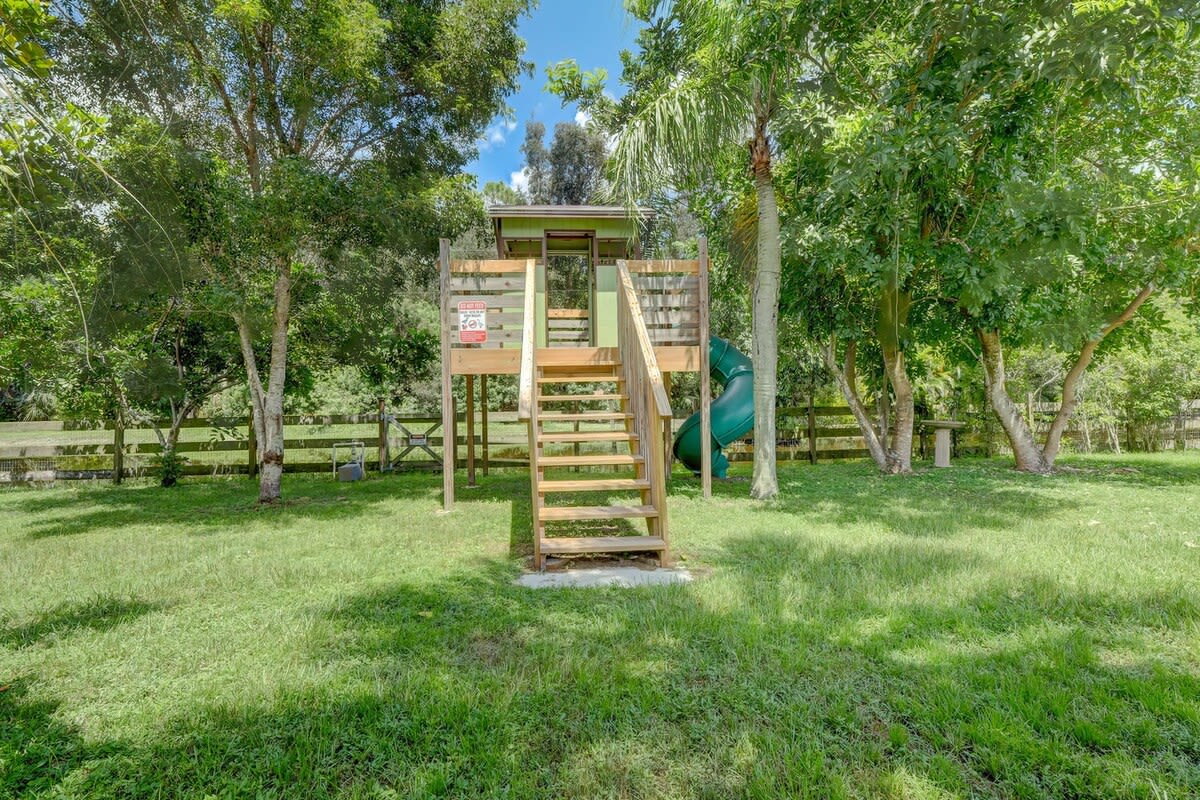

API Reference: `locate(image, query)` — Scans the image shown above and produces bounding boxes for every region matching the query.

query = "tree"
[551,0,814,499]
[49,0,531,501]
[86,120,244,482]
[780,0,1200,473]
[520,120,551,203]
[482,179,526,206]
[548,121,607,204]
[514,119,607,205]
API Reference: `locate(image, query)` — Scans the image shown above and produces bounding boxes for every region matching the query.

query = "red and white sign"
[457,300,488,344]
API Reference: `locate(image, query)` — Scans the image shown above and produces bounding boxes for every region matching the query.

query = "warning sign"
[457,301,488,344]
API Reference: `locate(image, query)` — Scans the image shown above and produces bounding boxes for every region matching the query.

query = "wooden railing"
[626,259,702,346]
[546,308,589,346]
[616,260,673,551]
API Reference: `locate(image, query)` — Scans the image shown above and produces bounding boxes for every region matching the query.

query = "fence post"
[480,375,489,476]
[112,420,124,485]
[466,374,476,487]
[807,396,817,464]
[247,412,258,478]
[378,399,389,471]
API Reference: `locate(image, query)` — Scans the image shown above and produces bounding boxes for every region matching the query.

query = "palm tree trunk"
[749,128,779,500]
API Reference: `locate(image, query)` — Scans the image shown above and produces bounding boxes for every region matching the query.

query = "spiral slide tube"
[672,336,754,478]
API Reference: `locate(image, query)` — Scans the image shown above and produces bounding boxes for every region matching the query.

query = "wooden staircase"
[529,348,667,568]
[517,262,674,570]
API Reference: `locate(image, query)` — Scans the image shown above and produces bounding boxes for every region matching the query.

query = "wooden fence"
[1023,399,1200,452]
[0,413,407,483]
[6,399,1194,483]
[0,404,896,483]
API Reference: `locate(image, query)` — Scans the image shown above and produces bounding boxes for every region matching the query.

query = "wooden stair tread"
[538,478,651,493]
[538,359,620,367]
[538,393,625,402]
[540,362,619,369]
[539,535,667,554]
[538,453,643,467]
[538,431,637,443]
[537,374,623,384]
[539,504,658,521]
[539,411,631,421]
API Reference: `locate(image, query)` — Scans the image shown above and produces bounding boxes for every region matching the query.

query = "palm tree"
[610,1,805,500]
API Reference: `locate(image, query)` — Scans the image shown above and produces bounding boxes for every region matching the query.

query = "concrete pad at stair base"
[516,566,695,589]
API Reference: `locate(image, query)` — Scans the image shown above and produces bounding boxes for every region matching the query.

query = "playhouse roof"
[486,204,656,221]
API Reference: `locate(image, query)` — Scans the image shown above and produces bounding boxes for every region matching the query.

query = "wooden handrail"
[616,259,673,560]
[616,261,672,418]
[516,258,537,420]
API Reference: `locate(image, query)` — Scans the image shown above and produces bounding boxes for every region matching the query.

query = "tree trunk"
[234,258,292,503]
[748,125,779,500]
[160,423,184,487]
[258,260,292,502]
[977,329,1051,473]
[1041,283,1155,466]
[877,280,913,473]
[876,371,890,453]
[1080,403,1093,453]
[882,349,914,473]
[821,338,890,469]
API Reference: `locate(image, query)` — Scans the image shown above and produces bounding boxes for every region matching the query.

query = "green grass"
[2,455,1198,799]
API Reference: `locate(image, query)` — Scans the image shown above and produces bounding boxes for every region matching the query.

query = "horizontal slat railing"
[447,259,531,358]
[629,261,702,347]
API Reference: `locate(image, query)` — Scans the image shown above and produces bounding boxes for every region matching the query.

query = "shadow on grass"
[1053,452,1200,487]
[667,459,1086,538]
[10,472,444,540]
[0,679,123,798]
[15,532,1198,798]
[1,596,164,650]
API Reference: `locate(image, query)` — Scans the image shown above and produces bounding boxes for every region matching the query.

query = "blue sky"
[465,0,640,193]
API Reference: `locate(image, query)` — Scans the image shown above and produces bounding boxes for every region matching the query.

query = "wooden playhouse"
[439,205,713,568]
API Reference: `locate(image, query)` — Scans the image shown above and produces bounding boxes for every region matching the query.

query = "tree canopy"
[10,0,531,498]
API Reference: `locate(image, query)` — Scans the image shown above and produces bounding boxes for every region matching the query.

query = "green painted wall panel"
[593,263,618,347]
[499,217,637,240]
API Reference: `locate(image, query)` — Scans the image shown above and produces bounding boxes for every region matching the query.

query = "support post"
[439,238,454,511]
[698,236,712,497]
[481,374,489,476]
[248,411,257,477]
[377,399,388,471]
[112,421,124,485]
[807,396,817,464]
[663,372,673,485]
[573,402,580,472]
[466,374,476,487]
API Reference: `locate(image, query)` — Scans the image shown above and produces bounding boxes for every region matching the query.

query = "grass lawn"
[2,455,1198,799]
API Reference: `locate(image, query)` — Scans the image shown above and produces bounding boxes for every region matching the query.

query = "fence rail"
[4,399,1198,483]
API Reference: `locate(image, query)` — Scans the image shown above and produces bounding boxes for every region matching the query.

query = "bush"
[153,448,188,487]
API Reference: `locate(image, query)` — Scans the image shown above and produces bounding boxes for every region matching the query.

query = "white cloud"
[509,168,530,194]
[574,108,591,126]
[480,118,518,151]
